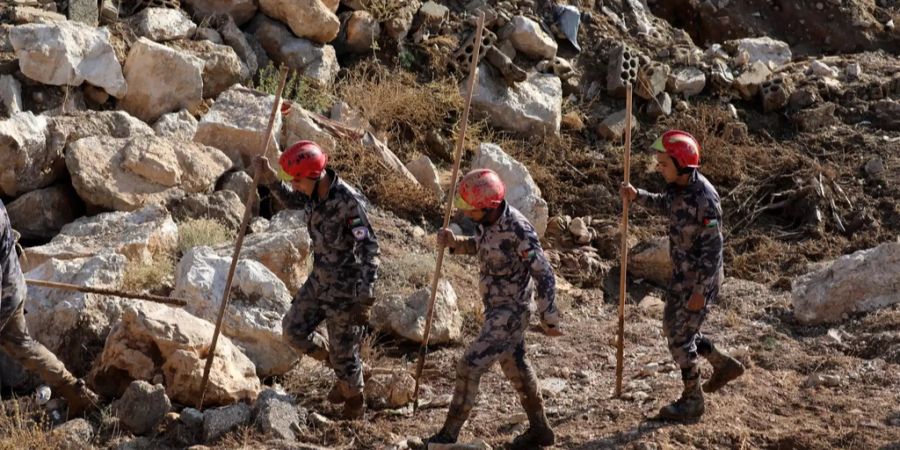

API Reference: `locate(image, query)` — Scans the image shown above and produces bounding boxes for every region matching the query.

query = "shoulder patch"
[520,248,537,261]
[703,218,719,228]
[348,217,364,227]
[352,226,369,241]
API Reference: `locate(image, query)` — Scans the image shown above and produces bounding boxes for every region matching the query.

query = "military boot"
[424,402,468,446]
[659,370,705,421]
[327,384,346,404]
[58,379,100,417]
[342,392,365,420]
[510,397,555,449]
[702,348,745,393]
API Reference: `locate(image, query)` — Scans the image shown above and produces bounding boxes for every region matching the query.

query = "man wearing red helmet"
[255,141,380,420]
[621,130,744,421]
[426,169,561,448]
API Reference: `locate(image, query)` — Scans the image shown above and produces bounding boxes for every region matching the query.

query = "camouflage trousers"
[0,302,78,392]
[662,284,720,376]
[441,306,545,438]
[281,273,365,396]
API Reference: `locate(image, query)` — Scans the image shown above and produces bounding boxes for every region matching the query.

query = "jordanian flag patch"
[348,217,364,227]
[703,218,719,228]
[520,249,537,261]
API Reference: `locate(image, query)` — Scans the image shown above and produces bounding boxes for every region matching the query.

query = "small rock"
[406,155,443,197]
[809,60,839,78]
[371,280,461,344]
[365,370,416,409]
[540,377,567,396]
[675,100,689,112]
[309,412,331,427]
[789,87,818,110]
[181,407,204,429]
[131,7,197,42]
[68,0,99,26]
[153,109,198,140]
[219,16,258,75]
[647,92,672,118]
[568,217,590,244]
[596,109,639,141]
[336,10,380,54]
[864,157,884,178]
[113,381,172,435]
[253,388,300,440]
[258,0,339,45]
[203,403,252,443]
[53,418,94,446]
[467,64,562,137]
[195,27,223,44]
[845,63,862,80]
[734,61,772,100]
[194,85,282,166]
[791,102,838,132]
[419,1,449,22]
[507,15,557,60]
[730,36,792,68]
[636,62,669,100]
[629,237,673,286]
[0,74,23,115]
[638,295,665,313]
[667,67,706,97]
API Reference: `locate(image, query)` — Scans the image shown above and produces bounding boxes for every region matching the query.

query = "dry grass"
[0,399,58,450]
[177,218,234,255]
[121,253,175,293]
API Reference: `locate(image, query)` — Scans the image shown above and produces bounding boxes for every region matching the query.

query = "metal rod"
[25,278,188,307]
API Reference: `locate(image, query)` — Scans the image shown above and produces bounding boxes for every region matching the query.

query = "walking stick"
[412,12,485,413]
[615,84,634,398]
[196,66,289,409]
[25,278,188,307]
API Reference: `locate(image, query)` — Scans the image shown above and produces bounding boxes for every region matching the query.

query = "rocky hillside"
[0,0,899,448]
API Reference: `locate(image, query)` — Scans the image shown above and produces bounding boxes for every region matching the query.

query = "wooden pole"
[615,84,634,399]
[25,278,188,307]
[412,13,486,413]
[196,66,289,409]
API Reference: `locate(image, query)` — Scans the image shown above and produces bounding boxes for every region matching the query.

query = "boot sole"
[657,409,705,421]
[703,364,746,393]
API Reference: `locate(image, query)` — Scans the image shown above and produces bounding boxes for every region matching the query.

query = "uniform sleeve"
[268,181,308,209]
[636,188,670,212]
[517,226,558,326]
[449,236,477,255]
[345,199,380,302]
[692,194,724,297]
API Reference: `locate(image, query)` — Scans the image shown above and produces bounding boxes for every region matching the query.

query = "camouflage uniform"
[0,201,82,395]
[437,201,558,441]
[637,171,726,399]
[270,168,380,398]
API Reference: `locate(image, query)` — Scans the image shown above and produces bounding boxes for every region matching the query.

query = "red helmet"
[278,140,328,181]
[454,169,506,210]
[652,130,700,169]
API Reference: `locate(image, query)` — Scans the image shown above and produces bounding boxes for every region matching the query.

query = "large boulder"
[171,40,250,99]
[182,0,257,26]
[22,205,178,272]
[335,10,380,54]
[792,241,900,325]
[362,132,420,186]
[405,155,443,198]
[47,110,154,157]
[370,279,461,345]
[471,143,549,237]
[166,190,245,230]
[194,85,282,167]
[203,403,252,442]
[6,184,82,241]
[467,64,561,137]
[628,237,673,286]
[131,8,197,42]
[24,253,130,374]
[173,247,297,377]
[219,16,258,75]
[729,37,792,69]
[153,110,198,141]
[253,388,300,440]
[212,209,311,291]
[9,21,126,97]
[0,74,23,115]
[258,0,339,45]
[120,38,205,123]
[280,105,335,151]
[0,111,54,197]
[92,302,260,407]
[66,135,232,212]
[507,16,557,60]
[250,15,339,85]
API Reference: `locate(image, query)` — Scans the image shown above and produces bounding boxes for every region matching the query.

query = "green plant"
[252,62,333,114]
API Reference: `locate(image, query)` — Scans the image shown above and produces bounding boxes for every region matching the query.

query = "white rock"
[471,143,549,237]
[734,61,772,100]
[419,1,449,22]
[792,241,900,324]
[405,155,443,197]
[175,40,250,98]
[809,60,839,78]
[336,10,380,54]
[280,105,335,152]
[120,38,204,123]
[194,85,282,167]
[628,237,673,286]
[259,0,339,45]
[22,205,178,272]
[131,8,197,42]
[92,302,260,407]
[66,135,231,212]
[667,67,706,97]
[732,37,792,69]
[153,110,198,141]
[365,370,416,409]
[24,254,130,370]
[638,295,665,313]
[251,15,339,85]
[370,279,461,344]
[10,21,126,97]
[467,64,562,137]
[597,109,639,141]
[0,75,23,115]
[0,111,53,197]
[174,247,298,377]
[568,217,590,244]
[212,209,311,292]
[846,62,862,79]
[508,16,557,60]
[182,0,257,26]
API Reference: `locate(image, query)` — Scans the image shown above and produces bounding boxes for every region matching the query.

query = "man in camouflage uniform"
[427,169,561,449]
[255,141,380,420]
[0,200,99,417]
[622,130,745,421]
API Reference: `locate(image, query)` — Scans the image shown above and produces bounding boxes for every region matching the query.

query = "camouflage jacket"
[269,169,380,300]
[637,172,724,298]
[0,200,25,320]
[452,202,559,326]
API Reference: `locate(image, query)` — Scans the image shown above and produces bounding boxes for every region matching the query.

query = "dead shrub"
[177,218,234,255]
[0,399,58,450]
[252,62,334,114]
[122,253,175,294]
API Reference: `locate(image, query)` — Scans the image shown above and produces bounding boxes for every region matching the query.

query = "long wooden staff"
[412,13,486,413]
[25,278,188,306]
[615,84,634,398]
